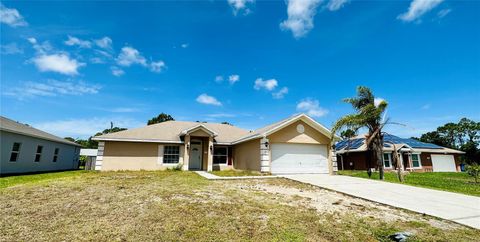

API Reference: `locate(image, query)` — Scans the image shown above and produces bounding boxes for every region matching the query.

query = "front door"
[189,141,203,170]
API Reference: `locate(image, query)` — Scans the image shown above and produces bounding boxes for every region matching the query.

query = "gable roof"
[335,134,464,154]
[93,113,336,145]
[93,121,250,143]
[0,116,80,146]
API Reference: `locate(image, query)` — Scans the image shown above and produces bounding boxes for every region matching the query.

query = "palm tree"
[332,86,388,180]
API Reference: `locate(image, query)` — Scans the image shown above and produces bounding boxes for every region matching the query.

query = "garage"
[270,143,328,174]
[431,154,457,172]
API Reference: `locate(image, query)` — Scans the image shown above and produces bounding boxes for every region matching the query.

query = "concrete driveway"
[282,174,480,229]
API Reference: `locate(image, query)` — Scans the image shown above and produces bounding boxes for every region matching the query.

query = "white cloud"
[228,74,240,84]
[116,46,147,66]
[28,37,52,54]
[254,78,278,91]
[326,0,349,11]
[206,113,236,118]
[95,37,113,49]
[110,107,140,113]
[374,97,385,107]
[280,0,322,38]
[272,87,289,99]
[215,75,224,83]
[196,93,222,106]
[228,0,255,16]
[398,0,444,22]
[437,8,451,19]
[150,61,166,73]
[181,43,189,48]
[0,3,27,27]
[0,43,23,55]
[64,36,92,48]
[111,66,125,77]
[32,117,142,138]
[296,98,328,117]
[4,79,100,100]
[32,54,85,75]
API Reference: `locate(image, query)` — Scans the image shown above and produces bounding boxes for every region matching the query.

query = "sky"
[1,0,479,139]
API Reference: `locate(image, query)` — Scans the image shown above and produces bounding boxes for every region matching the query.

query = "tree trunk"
[372,134,384,180]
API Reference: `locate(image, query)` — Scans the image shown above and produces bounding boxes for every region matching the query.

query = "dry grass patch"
[1,171,478,241]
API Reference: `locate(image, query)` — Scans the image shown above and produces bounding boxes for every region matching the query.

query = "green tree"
[221,121,233,126]
[64,137,75,142]
[147,113,174,125]
[340,129,356,140]
[332,86,388,180]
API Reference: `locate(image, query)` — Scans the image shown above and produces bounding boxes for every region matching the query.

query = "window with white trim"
[163,146,180,164]
[34,145,43,162]
[411,154,421,168]
[213,146,228,164]
[383,153,392,168]
[53,148,59,162]
[9,142,21,162]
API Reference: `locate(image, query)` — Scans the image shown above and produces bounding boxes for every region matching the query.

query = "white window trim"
[9,142,21,162]
[410,153,422,169]
[213,146,228,165]
[162,145,180,165]
[382,152,392,168]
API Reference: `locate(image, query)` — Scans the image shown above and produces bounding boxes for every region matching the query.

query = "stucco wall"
[233,138,261,171]
[101,141,184,171]
[267,120,330,144]
[1,131,79,175]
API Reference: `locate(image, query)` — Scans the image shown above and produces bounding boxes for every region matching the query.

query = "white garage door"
[431,154,457,172]
[271,143,328,174]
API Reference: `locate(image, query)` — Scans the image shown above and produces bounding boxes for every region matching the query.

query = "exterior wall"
[267,120,330,144]
[1,131,79,175]
[233,138,261,171]
[101,141,184,171]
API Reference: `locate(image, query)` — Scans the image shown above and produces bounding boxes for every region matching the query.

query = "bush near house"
[338,170,480,196]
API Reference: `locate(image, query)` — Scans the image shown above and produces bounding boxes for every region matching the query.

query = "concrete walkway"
[282,174,480,229]
[194,171,277,180]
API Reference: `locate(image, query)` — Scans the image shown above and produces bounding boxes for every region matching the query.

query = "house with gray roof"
[1,116,81,175]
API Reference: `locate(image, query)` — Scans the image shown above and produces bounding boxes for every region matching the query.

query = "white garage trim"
[431,154,457,172]
[270,143,328,174]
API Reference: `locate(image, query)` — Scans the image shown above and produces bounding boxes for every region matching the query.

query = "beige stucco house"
[92,114,337,174]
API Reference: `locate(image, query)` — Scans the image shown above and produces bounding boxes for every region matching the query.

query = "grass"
[338,170,480,196]
[210,169,270,177]
[0,170,89,189]
[1,170,479,241]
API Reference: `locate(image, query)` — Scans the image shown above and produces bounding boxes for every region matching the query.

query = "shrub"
[466,163,480,184]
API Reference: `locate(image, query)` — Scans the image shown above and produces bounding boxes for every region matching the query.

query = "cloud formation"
[0,43,23,55]
[398,0,444,22]
[228,0,255,16]
[111,66,125,77]
[4,79,100,100]
[32,54,85,75]
[228,74,240,85]
[254,78,278,91]
[280,0,322,38]
[326,0,349,11]
[0,3,27,27]
[296,98,328,117]
[196,93,222,106]
[64,36,92,48]
[272,87,289,99]
[95,37,113,49]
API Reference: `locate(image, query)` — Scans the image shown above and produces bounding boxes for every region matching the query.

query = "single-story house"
[92,114,337,174]
[0,116,81,175]
[335,134,465,172]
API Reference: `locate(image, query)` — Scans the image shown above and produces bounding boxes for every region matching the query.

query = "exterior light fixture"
[264,141,269,148]
[210,145,213,152]
[187,142,190,150]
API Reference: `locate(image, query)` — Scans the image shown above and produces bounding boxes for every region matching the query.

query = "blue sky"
[1,0,479,139]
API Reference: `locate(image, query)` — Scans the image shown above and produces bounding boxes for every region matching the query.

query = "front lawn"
[338,170,480,196]
[1,171,478,241]
[0,170,88,189]
[210,169,270,177]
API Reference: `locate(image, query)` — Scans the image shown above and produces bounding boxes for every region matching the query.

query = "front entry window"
[383,153,391,168]
[213,146,228,164]
[411,154,421,168]
[164,146,180,164]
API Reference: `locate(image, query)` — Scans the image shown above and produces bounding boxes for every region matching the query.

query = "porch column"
[183,135,190,171]
[260,138,270,173]
[207,137,213,171]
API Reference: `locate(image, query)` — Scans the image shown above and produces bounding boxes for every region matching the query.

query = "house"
[0,116,81,175]
[335,134,465,172]
[92,114,337,174]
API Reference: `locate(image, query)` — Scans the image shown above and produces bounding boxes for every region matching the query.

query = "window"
[163,146,180,164]
[9,142,21,162]
[53,148,59,162]
[34,145,43,162]
[383,153,391,168]
[213,146,228,164]
[411,154,421,168]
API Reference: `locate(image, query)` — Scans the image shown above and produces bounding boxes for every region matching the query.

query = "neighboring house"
[335,134,465,172]
[79,148,97,170]
[92,114,337,174]
[0,116,81,175]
